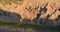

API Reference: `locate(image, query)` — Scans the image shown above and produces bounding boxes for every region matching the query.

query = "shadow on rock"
[0,9,21,23]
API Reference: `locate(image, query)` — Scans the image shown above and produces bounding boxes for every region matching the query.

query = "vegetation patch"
[0,0,23,4]
[0,20,60,31]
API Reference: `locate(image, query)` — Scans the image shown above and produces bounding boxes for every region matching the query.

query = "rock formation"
[0,0,60,25]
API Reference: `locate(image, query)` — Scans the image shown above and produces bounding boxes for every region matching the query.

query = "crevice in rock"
[36,3,48,19]
[58,15,60,19]
[58,8,60,11]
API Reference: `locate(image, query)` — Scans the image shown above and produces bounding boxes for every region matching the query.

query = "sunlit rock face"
[0,0,60,25]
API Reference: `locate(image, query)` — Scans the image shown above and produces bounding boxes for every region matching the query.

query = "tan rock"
[0,0,60,23]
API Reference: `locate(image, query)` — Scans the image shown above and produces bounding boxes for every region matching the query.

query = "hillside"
[0,0,60,26]
[0,0,60,32]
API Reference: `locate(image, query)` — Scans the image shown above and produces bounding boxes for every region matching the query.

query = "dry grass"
[0,0,23,4]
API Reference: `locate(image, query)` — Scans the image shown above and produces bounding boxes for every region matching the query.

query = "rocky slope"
[0,0,60,25]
